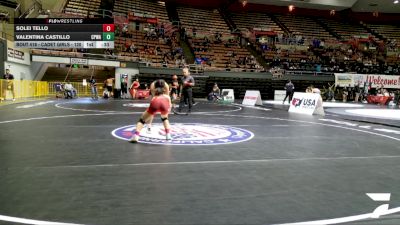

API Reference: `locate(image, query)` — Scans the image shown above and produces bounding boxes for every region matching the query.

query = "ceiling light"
[394,0,399,4]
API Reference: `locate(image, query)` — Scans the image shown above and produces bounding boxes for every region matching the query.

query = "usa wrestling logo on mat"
[112,123,254,145]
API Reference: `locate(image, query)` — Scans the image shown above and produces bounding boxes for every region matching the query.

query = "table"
[367,95,393,105]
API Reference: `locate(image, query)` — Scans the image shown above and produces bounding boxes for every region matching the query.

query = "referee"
[283,80,294,104]
[178,67,195,114]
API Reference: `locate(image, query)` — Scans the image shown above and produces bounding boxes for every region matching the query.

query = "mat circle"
[112,123,254,145]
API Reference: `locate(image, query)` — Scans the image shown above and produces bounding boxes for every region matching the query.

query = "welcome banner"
[335,73,400,89]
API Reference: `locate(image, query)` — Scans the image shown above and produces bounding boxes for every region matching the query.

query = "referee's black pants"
[283,91,293,104]
[179,88,193,112]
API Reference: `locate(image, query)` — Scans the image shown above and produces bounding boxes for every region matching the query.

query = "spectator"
[354,83,361,103]
[160,24,165,37]
[121,76,128,99]
[1,68,15,101]
[129,43,137,53]
[54,82,64,98]
[105,75,114,98]
[325,83,336,101]
[122,25,128,37]
[394,90,400,106]
[156,46,161,55]
[192,27,197,37]
[195,56,202,65]
[64,81,76,99]
[89,75,98,100]
[342,86,349,102]
[208,83,221,101]
[125,41,131,52]
[162,60,168,68]
[175,58,181,67]
[144,44,150,54]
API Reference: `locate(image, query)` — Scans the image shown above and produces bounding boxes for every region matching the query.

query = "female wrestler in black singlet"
[170,74,179,110]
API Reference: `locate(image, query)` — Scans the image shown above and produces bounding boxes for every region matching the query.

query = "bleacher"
[263,48,310,62]
[113,0,169,23]
[111,0,182,67]
[276,14,335,41]
[178,7,261,70]
[319,18,376,41]
[64,0,101,17]
[178,7,230,35]
[31,0,399,75]
[386,54,399,66]
[115,31,182,67]
[31,49,85,58]
[231,12,283,34]
[368,24,400,43]
[188,37,259,70]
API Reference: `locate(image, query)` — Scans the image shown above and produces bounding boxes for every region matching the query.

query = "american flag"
[113,15,128,29]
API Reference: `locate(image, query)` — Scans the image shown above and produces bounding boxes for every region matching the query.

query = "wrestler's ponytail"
[155,87,164,95]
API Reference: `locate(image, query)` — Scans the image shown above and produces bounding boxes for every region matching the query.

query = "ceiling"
[163,0,228,8]
[247,0,357,11]
[246,0,400,13]
[163,0,400,13]
[351,0,400,13]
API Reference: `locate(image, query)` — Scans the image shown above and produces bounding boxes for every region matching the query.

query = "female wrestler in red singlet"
[130,78,140,99]
[129,79,171,143]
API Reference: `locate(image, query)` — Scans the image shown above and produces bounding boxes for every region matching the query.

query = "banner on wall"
[253,27,277,36]
[7,48,14,58]
[6,40,30,65]
[71,58,88,65]
[7,47,25,60]
[128,12,158,24]
[335,73,400,89]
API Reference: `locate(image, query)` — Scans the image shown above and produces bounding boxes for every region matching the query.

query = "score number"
[103,24,115,32]
[102,24,115,41]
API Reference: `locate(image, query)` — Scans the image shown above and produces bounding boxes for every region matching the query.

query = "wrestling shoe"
[129,134,139,143]
[166,133,172,140]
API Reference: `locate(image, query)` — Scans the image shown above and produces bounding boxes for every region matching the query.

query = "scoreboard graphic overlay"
[14,18,114,49]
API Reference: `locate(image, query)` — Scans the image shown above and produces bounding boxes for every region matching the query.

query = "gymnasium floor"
[1,98,400,225]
